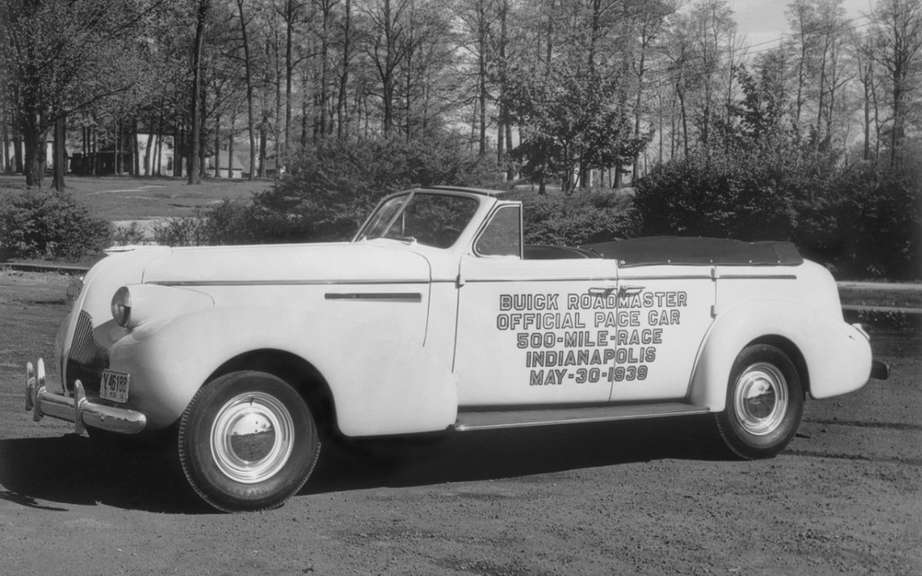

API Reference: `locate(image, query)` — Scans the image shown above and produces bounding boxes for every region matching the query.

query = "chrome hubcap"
[733,362,788,436]
[211,392,294,484]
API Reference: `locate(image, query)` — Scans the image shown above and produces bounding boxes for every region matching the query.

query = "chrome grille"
[68,310,96,364]
[65,310,108,394]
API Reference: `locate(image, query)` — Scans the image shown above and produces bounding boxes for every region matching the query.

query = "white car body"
[24,186,886,511]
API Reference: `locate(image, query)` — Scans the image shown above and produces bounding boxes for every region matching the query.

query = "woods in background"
[0,0,919,277]
[1,0,919,187]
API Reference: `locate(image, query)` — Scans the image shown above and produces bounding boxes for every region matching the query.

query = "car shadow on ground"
[307,415,728,494]
[0,434,205,513]
[0,416,728,513]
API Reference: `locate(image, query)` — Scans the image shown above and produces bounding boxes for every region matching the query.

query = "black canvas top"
[583,237,803,267]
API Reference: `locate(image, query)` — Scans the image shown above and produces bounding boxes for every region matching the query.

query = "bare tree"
[870,0,922,167]
[365,0,411,137]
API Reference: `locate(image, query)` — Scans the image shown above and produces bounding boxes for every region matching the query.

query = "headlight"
[111,286,132,326]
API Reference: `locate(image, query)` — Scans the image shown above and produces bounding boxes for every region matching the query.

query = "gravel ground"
[0,271,919,576]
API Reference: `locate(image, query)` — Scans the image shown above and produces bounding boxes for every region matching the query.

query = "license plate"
[100,370,130,404]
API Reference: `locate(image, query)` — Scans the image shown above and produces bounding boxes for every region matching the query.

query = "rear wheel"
[178,371,320,512]
[715,344,804,459]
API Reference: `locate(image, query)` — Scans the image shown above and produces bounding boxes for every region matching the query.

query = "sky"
[727,0,878,49]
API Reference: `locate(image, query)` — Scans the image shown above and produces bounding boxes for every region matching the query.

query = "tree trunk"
[258,110,268,178]
[505,124,513,180]
[273,34,283,173]
[301,65,310,149]
[228,114,235,178]
[144,115,155,176]
[1,104,9,173]
[189,0,209,184]
[154,111,164,176]
[199,78,208,179]
[496,0,512,171]
[174,124,183,177]
[477,0,487,155]
[815,35,830,153]
[678,83,689,159]
[544,0,553,77]
[115,120,122,174]
[337,0,352,139]
[588,0,601,71]
[155,134,162,176]
[632,20,649,181]
[319,0,331,139]
[404,38,413,140]
[133,119,140,176]
[87,127,91,171]
[214,109,221,177]
[13,133,24,174]
[236,0,257,180]
[794,8,807,133]
[657,93,664,164]
[284,0,295,157]
[22,119,45,187]
[53,115,65,190]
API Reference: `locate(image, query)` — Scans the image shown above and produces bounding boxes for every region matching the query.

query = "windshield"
[357,192,480,249]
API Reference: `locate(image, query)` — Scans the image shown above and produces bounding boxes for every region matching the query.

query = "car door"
[608,266,715,402]
[453,203,620,407]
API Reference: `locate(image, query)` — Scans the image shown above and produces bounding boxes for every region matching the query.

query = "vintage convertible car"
[24,186,888,511]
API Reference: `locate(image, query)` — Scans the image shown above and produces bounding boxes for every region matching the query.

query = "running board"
[454,402,711,432]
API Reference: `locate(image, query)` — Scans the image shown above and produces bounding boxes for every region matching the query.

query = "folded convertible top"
[584,236,803,267]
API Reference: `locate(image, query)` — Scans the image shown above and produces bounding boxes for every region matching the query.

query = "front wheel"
[178,371,320,512]
[715,344,804,459]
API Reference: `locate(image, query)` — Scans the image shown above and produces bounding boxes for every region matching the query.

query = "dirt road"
[1,271,919,575]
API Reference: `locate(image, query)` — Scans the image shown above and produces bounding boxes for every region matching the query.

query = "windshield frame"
[354,189,490,249]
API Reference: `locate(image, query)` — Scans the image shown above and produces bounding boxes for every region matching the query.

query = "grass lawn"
[0,174,272,221]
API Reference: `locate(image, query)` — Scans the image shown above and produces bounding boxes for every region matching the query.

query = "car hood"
[141,241,432,285]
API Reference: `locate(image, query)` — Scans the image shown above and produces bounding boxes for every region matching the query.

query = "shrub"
[0,189,111,260]
[808,164,921,279]
[152,200,264,247]
[111,221,148,246]
[253,135,501,242]
[155,134,504,247]
[635,151,797,241]
[508,188,641,246]
[634,150,920,279]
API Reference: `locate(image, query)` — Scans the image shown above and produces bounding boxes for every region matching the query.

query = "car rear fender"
[688,300,872,411]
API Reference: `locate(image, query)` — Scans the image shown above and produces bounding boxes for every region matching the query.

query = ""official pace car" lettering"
[494,290,687,386]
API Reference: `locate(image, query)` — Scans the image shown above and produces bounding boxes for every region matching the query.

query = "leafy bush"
[253,135,501,242]
[111,221,148,245]
[634,151,921,279]
[508,188,640,246]
[635,151,797,241]
[0,189,111,259]
[799,163,921,279]
[152,200,264,246]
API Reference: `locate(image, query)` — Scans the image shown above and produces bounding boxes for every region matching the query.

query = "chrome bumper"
[24,358,147,435]
[871,360,890,380]
[852,323,890,381]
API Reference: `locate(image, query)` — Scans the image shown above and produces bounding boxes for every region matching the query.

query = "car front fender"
[108,305,458,435]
